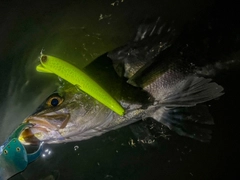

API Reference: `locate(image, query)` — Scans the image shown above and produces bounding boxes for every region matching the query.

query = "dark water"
[0,0,240,179]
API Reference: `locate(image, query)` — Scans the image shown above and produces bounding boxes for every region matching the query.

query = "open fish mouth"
[19,113,70,145]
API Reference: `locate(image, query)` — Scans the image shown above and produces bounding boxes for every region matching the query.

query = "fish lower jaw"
[18,125,52,145]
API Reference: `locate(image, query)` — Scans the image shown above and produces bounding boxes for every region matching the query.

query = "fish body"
[19,19,224,144]
[20,59,151,144]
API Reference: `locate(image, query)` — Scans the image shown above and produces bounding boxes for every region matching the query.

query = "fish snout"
[19,113,70,144]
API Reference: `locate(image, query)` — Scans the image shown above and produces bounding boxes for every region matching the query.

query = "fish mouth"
[19,113,70,144]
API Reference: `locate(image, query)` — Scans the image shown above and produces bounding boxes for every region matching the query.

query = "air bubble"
[74,145,79,151]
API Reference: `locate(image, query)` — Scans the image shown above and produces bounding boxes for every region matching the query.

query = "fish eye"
[51,98,59,106]
[46,94,64,107]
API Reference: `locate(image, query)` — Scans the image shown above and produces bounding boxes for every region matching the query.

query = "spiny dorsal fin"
[108,17,177,79]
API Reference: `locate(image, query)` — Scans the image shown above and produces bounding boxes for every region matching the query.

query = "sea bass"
[19,19,224,144]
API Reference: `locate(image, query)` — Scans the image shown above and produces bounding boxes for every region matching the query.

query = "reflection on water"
[1,0,239,179]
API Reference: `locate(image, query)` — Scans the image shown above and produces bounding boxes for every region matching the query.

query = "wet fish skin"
[19,18,225,144]
[19,55,223,144]
[20,80,147,144]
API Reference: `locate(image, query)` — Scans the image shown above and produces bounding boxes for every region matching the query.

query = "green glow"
[37,54,125,116]
[36,64,52,73]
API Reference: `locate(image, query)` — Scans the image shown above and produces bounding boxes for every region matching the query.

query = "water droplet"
[74,145,79,151]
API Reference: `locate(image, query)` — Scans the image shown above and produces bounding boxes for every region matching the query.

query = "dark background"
[0,0,239,179]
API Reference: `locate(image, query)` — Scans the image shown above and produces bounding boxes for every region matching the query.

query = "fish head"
[19,84,111,145]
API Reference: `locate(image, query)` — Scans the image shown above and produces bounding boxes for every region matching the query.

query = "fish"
[19,18,224,145]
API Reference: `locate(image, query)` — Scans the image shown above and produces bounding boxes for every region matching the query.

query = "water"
[1,0,239,179]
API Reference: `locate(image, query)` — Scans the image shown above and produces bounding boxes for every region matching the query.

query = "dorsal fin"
[108,17,177,79]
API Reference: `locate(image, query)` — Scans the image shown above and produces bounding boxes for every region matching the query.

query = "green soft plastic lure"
[36,54,125,116]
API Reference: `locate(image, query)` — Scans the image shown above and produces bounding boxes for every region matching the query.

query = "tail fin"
[144,76,224,142]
